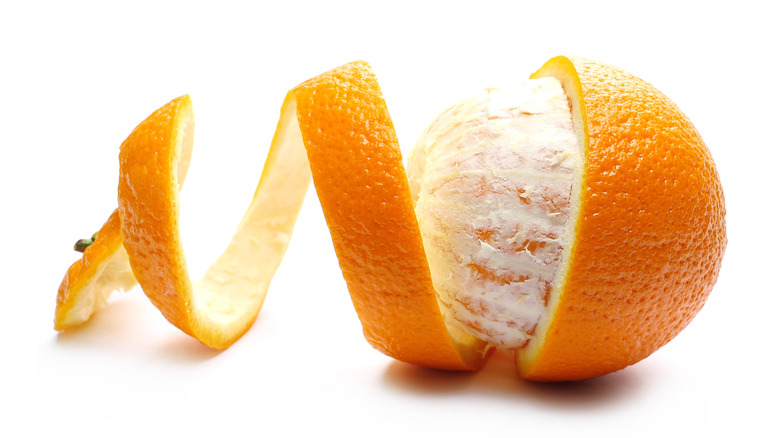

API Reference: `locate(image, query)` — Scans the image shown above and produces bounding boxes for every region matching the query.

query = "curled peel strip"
[56,61,490,370]
[117,93,311,350]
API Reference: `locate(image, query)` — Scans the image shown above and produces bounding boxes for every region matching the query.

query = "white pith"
[408,78,582,349]
[69,245,137,325]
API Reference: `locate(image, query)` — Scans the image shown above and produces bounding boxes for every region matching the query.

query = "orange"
[54,57,725,382]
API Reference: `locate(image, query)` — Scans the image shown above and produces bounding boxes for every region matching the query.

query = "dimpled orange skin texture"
[117,96,201,342]
[519,57,727,381]
[294,61,490,370]
[55,209,127,330]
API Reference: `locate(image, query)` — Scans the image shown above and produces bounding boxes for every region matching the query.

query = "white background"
[1,1,777,436]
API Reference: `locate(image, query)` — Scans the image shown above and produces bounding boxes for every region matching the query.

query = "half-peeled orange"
[55,56,726,381]
[407,56,726,381]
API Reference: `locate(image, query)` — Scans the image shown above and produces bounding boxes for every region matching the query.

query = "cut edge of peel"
[515,56,589,378]
[443,321,495,370]
[55,93,312,350]
[293,61,492,371]
[54,210,137,331]
[189,92,311,347]
[118,93,312,350]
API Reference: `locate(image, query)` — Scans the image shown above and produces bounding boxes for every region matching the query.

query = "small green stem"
[74,232,99,253]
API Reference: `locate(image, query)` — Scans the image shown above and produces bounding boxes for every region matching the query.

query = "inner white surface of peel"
[407,78,582,350]
[72,246,136,325]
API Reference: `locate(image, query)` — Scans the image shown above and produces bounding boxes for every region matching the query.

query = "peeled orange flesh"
[54,56,725,382]
[408,77,581,351]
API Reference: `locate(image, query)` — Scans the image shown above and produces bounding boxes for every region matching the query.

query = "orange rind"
[516,56,726,380]
[55,209,136,330]
[294,62,491,370]
[117,93,312,349]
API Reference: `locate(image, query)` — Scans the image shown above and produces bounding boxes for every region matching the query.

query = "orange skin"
[55,210,132,330]
[295,61,491,370]
[116,96,201,342]
[517,57,727,381]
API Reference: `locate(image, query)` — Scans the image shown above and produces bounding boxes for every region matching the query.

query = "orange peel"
[511,56,726,380]
[55,209,136,330]
[57,93,312,349]
[294,62,491,370]
[56,62,490,368]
